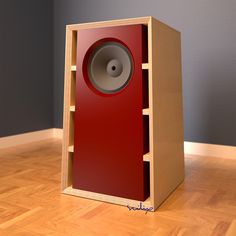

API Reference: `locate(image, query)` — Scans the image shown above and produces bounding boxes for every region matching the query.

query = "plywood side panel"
[61,27,73,190]
[151,18,184,209]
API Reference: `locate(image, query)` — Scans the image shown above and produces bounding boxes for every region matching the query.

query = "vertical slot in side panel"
[142,24,150,155]
[69,30,77,149]
[67,152,74,186]
[143,115,150,155]
[70,71,76,106]
[71,30,78,66]
[142,70,149,109]
[143,161,150,199]
[142,24,150,200]
[69,112,74,146]
[142,25,148,63]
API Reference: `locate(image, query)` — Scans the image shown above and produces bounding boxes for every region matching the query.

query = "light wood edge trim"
[71,65,76,71]
[63,186,153,210]
[61,27,73,191]
[67,16,151,30]
[147,17,155,209]
[142,63,149,69]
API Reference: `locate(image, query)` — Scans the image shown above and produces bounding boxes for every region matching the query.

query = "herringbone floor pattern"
[0,139,236,235]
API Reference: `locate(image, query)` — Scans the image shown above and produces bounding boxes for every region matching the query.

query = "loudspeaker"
[62,17,184,211]
[87,41,133,94]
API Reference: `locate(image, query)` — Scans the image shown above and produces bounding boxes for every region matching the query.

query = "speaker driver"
[87,41,133,94]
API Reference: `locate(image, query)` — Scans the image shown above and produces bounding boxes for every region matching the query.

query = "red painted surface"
[73,25,149,201]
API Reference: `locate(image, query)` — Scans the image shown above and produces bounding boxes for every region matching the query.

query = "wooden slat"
[68,145,74,152]
[71,65,76,71]
[142,108,149,115]
[143,153,151,162]
[142,63,149,69]
[70,106,75,112]
[72,63,148,71]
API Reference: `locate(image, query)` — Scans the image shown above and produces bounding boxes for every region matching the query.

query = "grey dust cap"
[87,41,133,94]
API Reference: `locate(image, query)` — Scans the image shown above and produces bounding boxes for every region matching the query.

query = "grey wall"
[0,0,53,137]
[53,0,236,146]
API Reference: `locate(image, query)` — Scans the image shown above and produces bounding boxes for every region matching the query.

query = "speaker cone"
[87,41,133,94]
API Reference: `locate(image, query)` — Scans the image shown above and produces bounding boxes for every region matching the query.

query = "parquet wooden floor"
[0,138,236,236]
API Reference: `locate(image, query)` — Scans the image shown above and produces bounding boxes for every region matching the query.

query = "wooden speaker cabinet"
[61,16,184,211]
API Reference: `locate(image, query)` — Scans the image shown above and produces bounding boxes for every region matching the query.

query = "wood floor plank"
[0,207,42,229]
